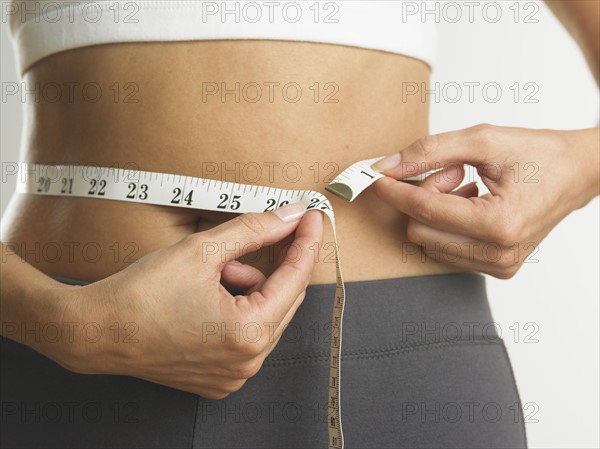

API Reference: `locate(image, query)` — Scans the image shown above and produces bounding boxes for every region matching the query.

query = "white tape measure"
[16,157,430,449]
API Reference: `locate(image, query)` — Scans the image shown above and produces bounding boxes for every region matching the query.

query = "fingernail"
[371,153,401,173]
[227,260,243,266]
[274,202,306,222]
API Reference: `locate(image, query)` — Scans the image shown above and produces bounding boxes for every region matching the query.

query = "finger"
[180,378,246,394]
[370,125,500,180]
[406,219,521,278]
[419,164,466,194]
[136,376,231,398]
[221,261,267,295]
[267,290,306,350]
[185,386,231,400]
[201,202,307,267]
[420,165,480,200]
[452,181,479,198]
[251,210,323,322]
[372,176,497,241]
[260,292,305,358]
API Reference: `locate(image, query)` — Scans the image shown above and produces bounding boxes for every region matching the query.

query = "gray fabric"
[1,272,527,449]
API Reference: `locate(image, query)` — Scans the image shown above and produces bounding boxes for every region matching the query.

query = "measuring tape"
[16,157,430,449]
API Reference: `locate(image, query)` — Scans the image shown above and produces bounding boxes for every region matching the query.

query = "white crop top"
[8,1,437,75]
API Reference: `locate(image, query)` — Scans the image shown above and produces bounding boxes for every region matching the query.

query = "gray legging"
[1,272,527,448]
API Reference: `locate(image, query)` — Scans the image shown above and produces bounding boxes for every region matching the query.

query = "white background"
[1,1,599,447]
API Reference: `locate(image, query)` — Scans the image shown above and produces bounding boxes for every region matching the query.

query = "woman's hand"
[54,204,323,399]
[370,124,599,279]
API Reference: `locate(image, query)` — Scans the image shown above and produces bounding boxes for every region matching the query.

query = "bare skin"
[1,41,455,396]
[1,0,598,398]
[2,40,460,284]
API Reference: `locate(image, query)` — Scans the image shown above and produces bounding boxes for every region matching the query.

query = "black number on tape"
[264,198,290,212]
[61,178,73,194]
[171,187,182,204]
[217,193,242,210]
[307,197,320,209]
[37,177,51,193]
[88,179,107,196]
[171,188,193,205]
[127,183,149,201]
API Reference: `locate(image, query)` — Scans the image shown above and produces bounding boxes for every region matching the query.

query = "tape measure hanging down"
[17,156,431,449]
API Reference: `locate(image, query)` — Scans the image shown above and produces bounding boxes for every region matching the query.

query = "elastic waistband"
[50,272,495,361]
[277,272,496,362]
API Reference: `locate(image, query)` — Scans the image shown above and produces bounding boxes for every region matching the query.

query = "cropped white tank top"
[8,0,437,75]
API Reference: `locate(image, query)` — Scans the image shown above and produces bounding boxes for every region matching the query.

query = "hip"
[1,272,527,448]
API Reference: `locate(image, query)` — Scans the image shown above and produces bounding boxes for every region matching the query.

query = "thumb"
[369,125,497,180]
[221,261,267,295]
[201,202,307,268]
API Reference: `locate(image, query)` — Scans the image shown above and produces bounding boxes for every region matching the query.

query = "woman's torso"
[1,40,466,284]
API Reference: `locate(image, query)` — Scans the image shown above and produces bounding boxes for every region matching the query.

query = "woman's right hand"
[55,203,323,399]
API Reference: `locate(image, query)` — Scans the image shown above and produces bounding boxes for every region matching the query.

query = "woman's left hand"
[370,124,599,279]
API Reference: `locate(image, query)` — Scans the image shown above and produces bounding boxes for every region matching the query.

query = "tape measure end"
[325,183,353,202]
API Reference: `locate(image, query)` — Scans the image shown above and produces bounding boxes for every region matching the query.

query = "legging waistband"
[49,272,495,361]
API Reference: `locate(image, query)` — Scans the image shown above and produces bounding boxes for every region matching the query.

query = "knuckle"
[493,265,519,280]
[415,134,439,156]
[202,390,230,400]
[233,338,265,358]
[237,213,266,236]
[223,379,247,393]
[242,359,264,378]
[411,194,435,223]
[497,249,517,270]
[501,225,521,247]
[490,226,511,246]
[231,379,247,392]
[471,123,498,144]
[488,216,521,246]
[230,359,264,380]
